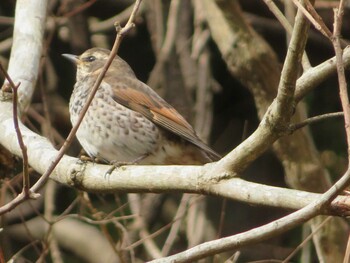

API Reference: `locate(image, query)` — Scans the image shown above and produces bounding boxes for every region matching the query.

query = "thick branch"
[0,100,349,215]
[295,45,350,102]
[150,168,350,262]
[1,0,48,112]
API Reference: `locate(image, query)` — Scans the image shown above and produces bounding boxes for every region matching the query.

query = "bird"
[62,48,220,165]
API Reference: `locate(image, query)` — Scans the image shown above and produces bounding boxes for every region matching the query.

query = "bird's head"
[62,48,135,81]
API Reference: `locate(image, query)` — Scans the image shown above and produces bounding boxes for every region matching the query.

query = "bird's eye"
[83,56,96,62]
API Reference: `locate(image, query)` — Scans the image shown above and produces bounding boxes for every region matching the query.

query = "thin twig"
[62,0,97,18]
[161,194,191,256]
[295,46,350,102]
[11,83,30,195]
[127,196,211,256]
[332,0,350,160]
[282,217,332,263]
[291,0,332,39]
[0,64,32,198]
[147,0,181,86]
[263,0,312,70]
[343,231,350,263]
[289,112,344,132]
[0,16,14,25]
[90,4,142,33]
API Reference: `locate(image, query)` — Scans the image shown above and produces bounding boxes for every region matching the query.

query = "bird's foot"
[104,161,132,177]
[105,154,150,176]
[79,154,106,164]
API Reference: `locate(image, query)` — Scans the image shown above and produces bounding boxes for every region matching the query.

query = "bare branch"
[263,0,312,70]
[1,0,48,112]
[0,64,32,198]
[149,168,350,262]
[332,0,350,160]
[295,46,350,102]
[291,0,333,39]
[289,112,344,132]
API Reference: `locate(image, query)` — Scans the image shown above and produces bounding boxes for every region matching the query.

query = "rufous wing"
[108,75,221,161]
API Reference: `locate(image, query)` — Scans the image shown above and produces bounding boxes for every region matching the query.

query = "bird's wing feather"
[107,75,220,160]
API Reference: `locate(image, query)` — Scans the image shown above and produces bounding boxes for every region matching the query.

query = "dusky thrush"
[63,48,220,165]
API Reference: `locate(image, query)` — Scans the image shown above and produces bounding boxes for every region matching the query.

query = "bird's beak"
[62,54,79,64]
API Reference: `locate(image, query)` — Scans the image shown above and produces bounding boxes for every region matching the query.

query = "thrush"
[63,48,220,165]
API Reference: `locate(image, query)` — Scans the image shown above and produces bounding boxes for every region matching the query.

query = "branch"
[147,0,181,87]
[1,0,48,112]
[1,1,349,216]
[0,65,29,194]
[149,168,350,262]
[262,0,312,70]
[89,4,143,33]
[0,101,350,215]
[291,0,332,39]
[295,46,350,102]
[332,0,350,159]
[274,1,310,118]
[289,112,344,132]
